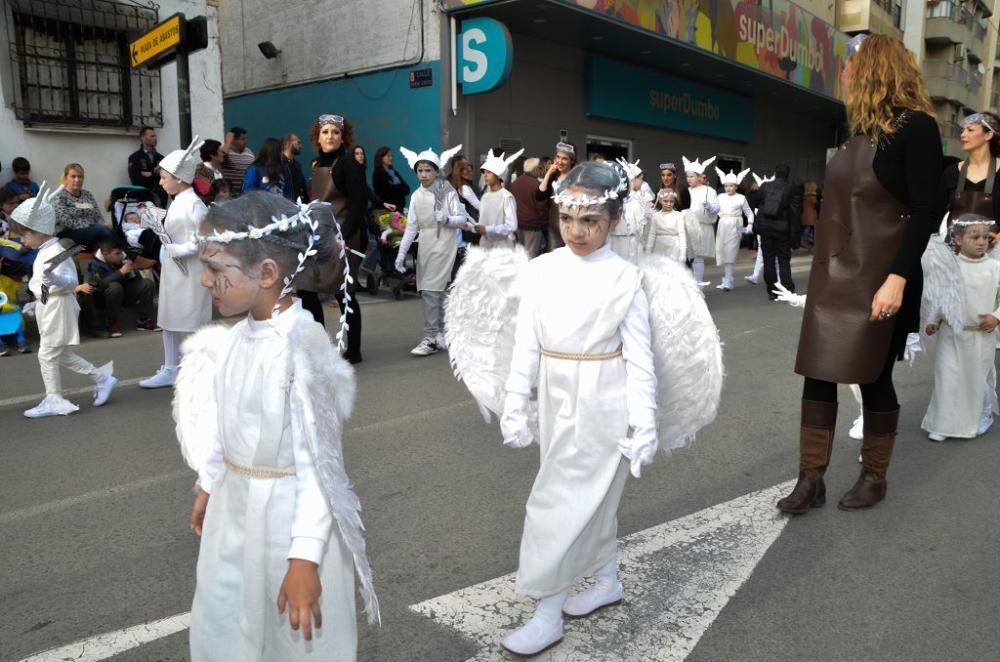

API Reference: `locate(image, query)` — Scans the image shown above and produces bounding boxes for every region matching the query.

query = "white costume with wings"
[445,245,723,598]
[609,191,652,262]
[158,188,212,332]
[174,302,378,661]
[921,239,1000,438]
[645,209,687,262]
[687,184,720,260]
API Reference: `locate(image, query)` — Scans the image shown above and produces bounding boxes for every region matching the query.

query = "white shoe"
[745,274,760,285]
[928,432,947,442]
[563,580,624,617]
[24,395,79,419]
[93,374,118,407]
[140,366,177,389]
[848,415,864,441]
[434,332,449,351]
[500,616,564,656]
[697,281,711,288]
[410,337,438,356]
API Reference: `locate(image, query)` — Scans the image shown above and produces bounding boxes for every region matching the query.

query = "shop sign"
[458,17,513,95]
[585,55,754,142]
[443,0,849,100]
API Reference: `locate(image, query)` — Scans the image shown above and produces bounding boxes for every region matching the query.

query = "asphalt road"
[2,251,998,662]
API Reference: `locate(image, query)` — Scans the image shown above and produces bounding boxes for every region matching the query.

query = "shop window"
[4,0,162,128]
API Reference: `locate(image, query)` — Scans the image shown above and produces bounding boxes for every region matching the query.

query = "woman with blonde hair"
[778,34,943,514]
[51,163,115,250]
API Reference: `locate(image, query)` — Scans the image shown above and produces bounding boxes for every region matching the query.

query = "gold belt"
[224,456,295,479]
[540,345,623,361]
[655,231,678,236]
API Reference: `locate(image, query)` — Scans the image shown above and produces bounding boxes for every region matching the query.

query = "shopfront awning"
[444,0,848,122]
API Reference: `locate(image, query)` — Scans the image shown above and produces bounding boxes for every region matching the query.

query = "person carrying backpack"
[756,163,803,300]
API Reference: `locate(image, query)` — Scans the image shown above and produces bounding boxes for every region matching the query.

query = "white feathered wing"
[921,225,966,334]
[444,245,531,421]
[638,254,724,451]
[174,325,230,473]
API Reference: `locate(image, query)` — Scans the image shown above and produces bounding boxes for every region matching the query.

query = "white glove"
[772,282,806,308]
[618,426,658,478]
[380,229,392,244]
[500,392,535,448]
[743,225,753,235]
[904,332,923,366]
[394,256,406,273]
[434,209,448,225]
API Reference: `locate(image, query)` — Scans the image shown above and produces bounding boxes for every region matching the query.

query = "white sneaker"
[140,366,177,389]
[745,274,760,285]
[24,395,79,419]
[697,281,711,288]
[93,374,118,407]
[500,616,564,656]
[434,332,449,351]
[928,432,947,442]
[563,580,624,617]
[410,337,438,357]
[849,415,864,441]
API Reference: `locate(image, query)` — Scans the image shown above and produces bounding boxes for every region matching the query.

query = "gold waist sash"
[540,345,623,361]
[224,456,295,479]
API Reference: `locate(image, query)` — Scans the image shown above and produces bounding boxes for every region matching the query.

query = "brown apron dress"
[948,158,995,226]
[795,135,911,384]
[309,163,361,294]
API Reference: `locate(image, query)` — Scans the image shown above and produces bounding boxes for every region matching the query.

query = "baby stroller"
[109,185,162,270]
[370,209,417,300]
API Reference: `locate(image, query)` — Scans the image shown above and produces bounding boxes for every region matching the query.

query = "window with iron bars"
[4,0,162,129]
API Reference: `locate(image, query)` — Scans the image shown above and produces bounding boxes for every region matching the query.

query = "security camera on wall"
[257,41,281,59]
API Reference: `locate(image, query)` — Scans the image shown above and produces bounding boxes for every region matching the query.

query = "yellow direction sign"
[130,14,184,69]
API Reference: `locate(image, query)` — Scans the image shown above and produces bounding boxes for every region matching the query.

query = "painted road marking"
[17,481,792,661]
[0,377,145,409]
[410,480,794,662]
[19,612,190,662]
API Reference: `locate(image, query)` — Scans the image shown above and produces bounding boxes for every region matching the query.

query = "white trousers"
[751,245,781,283]
[422,290,445,338]
[38,343,97,395]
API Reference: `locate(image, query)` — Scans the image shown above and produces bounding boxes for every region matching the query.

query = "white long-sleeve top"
[29,237,77,295]
[398,184,467,291]
[478,187,518,248]
[718,192,754,228]
[645,209,687,261]
[197,306,332,564]
[688,185,720,221]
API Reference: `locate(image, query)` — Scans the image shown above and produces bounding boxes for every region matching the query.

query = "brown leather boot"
[777,400,838,514]
[838,408,898,511]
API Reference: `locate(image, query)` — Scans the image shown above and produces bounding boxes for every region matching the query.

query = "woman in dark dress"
[371,146,411,211]
[778,34,943,514]
[941,111,1000,227]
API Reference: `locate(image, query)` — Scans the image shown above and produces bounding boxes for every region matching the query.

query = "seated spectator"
[51,163,115,251]
[128,126,166,206]
[83,236,157,337]
[5,157,40,202]
[242,137,293,199]
[0,269,29,355]
[0,188,37,277]
[221,126,254,196]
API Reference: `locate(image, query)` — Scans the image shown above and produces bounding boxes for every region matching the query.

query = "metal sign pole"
[176,49,192,147]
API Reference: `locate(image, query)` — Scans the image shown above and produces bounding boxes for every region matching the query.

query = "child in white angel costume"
[445,162,723,656]
[174,192,378,661]
[714,167,754,291]
[9,185,116,418]
[608,157,652,262]
[394,144,469,356]
[645,188,687,262]
[745,172,775,286]
[474,148,524,249]
[921,213,1000,441]
[683,155,720,287]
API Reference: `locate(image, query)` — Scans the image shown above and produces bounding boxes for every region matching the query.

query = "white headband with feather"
[715,167,751,186]
[399,144,463,171]
[481,147,525,177]
[682,155,716,175]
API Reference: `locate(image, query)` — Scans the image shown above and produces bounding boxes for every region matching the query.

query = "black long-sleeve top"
[372,166,411,210]
[314,147,368,243]
[871,110,944,279]
[940,157,1000,222]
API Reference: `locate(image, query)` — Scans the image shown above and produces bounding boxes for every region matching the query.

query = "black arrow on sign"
[132,45,139,64]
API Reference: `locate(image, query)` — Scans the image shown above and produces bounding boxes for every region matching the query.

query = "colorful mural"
[443,0,850,99]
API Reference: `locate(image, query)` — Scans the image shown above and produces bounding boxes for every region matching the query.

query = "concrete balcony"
[938,120,963,157]
[926,1,975,46]
[837,0,903,39]
[925,59,978,109]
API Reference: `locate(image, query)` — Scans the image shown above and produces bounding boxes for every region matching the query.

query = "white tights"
[162,330,186,369]
[693,257,706,283]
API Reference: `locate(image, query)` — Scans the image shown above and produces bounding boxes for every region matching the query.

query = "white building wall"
[218,0,442,97]
[902,0,926,61]
[0,0,224,218]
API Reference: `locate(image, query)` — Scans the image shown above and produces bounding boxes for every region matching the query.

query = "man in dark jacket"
[756,163,803,299]
[127,126,166,206]
[85,236,156,336]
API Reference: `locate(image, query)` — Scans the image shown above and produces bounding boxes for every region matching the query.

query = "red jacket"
[511,174,548,230]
